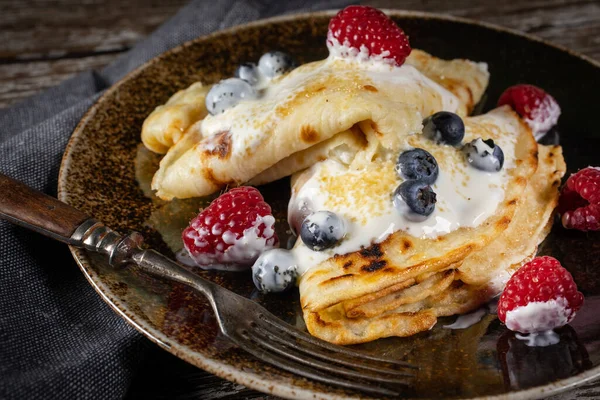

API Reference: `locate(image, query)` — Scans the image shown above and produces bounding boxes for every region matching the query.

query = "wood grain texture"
[0,54,117,106]
[0,174,90,242]
[1,0,600,108]
[367,0,600,60]
[0,0,187,108]
[0,0,188,58]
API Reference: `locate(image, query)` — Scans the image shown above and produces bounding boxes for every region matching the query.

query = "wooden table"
[1,0,599,109]
[2,1,599,399]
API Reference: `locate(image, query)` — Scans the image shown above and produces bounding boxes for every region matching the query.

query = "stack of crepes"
[141,49,565,345]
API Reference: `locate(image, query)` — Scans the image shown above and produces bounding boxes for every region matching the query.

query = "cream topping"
[327,34,394,65]
[515,331,561,347]
[182,214,277,270]
[525,96,561,140]
[505,297,571,334]
[443,308,487,329]
[289,109,518,275]
[199,53,460,156]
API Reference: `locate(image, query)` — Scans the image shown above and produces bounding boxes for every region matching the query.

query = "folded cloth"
[0,1,352,399]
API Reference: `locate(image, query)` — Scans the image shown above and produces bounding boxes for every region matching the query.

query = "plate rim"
[57,9,600,400]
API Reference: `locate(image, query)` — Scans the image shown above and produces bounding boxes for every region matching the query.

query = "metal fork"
[0,174,416,397]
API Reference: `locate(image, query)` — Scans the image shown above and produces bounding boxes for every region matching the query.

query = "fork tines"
[260,313,417,369]
[230,312,417,397]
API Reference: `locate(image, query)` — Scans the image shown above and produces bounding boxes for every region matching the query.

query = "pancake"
[406,49,488,114]
[456,144,565,287]
[296,107,538,308]
[343,269,457,319]
[138,37,564,346]
[143,50,489,200]
[248,127,367,186]
[141,82,210,154]
[296,107,548,344]
[299,145,564,345]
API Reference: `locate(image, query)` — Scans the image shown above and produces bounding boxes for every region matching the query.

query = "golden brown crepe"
[298,107,538,309]
[142,50,489,200]
[406,49,489,115]
[298,143,565,344]
[141,82,210,154]
[139,46,565,346]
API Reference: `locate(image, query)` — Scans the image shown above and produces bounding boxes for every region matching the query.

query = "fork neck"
[131,249,220,301]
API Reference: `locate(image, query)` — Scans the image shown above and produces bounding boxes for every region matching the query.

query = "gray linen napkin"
[0,1,351,399]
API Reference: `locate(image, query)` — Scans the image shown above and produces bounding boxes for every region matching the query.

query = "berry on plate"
[235,62,261,86]
[497,256,584,334]
[396,148,439,184]
[393,180,437,220]
[327,5,411,66]
[497,84,561,140]
[300,211,346,251]
[422,111,465,146]
[252,249,298,293]
[557,167,600,231]
[182,186,279,268]
[205,78,257,115]
[258,51,296,78]
[463,138,505,172]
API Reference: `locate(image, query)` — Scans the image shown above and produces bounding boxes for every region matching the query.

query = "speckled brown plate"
[57,10,600,400]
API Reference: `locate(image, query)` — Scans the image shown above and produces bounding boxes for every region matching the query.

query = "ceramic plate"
[58,10,600,399]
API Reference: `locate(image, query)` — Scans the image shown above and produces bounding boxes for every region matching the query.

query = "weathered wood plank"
[0,0,186,108]
[368,0,600,60]
[0,0,188,60]
[2,0,597,62]
[0,54,118,108]
[1,0,599,109]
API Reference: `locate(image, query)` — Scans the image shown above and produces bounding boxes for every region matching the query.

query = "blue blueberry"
[396,148,439,184]
[393,181,437,220]
[286,235,297,250]
[300,211,346,251]
[423,111,465,146]
[252,249,298,293]
[258,51,296,78]
[538,128,560,146]
[205,78,257,115]
[463,138,504,172]
[234,62,261,86]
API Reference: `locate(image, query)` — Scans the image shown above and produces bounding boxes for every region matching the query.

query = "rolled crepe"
[296,108,558,345]
[143,50,489,200]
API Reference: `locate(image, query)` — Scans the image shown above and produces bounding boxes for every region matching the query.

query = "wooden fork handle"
[0,173,221,296]
[0,173,92,244]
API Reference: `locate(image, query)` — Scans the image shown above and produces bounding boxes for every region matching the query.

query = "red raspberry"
[497,84,561,139]
[558,167,600,231]
[182,187,278,267]
[497,256,584,334]
[327,6,411,67]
